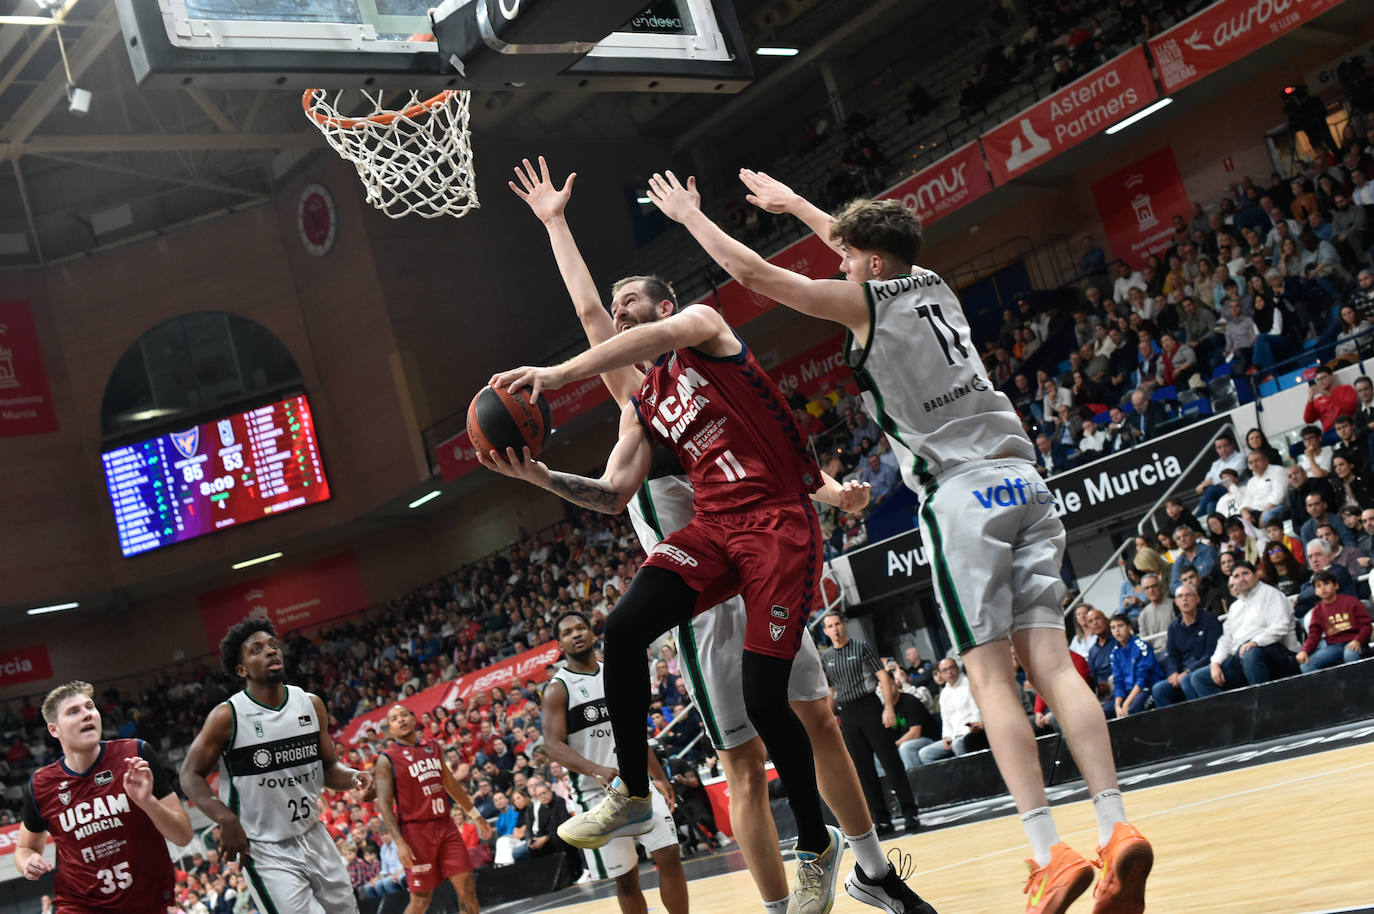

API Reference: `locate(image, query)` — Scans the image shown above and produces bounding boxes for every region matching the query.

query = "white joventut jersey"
[848,271,1033,490]
[551,663,615,805]
[218,685,325,842]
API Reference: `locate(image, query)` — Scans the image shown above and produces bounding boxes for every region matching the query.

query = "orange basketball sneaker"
[1023,842,1094,914]
[1091,822,1153,914]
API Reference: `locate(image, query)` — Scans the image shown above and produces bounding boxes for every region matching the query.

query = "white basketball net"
[302,89,479,220]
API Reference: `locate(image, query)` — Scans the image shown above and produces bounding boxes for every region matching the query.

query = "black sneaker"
[874,821,896,837]
[844,850,938,914]
[901,811,922,834]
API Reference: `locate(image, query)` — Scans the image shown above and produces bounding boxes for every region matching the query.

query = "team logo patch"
[252,749,272,769]
[93,770,113,786]
[298,715,312,727]
[171,427,200,459]
[58,791,71,806]
[770,605,789,620]
[254,721,265,738]
[769,623,785,642]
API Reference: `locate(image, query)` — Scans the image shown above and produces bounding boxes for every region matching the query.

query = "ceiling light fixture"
[756,46,799,56]
[1105,97,1173,135]
[408,490,441,509]
[27,601,79,615]
[232,552,283,570]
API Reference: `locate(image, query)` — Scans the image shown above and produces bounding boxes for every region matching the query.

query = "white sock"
[1020,807,1059,868]
[845,827,888,876]
[764,898,789,912]
[1092,789,1127,846]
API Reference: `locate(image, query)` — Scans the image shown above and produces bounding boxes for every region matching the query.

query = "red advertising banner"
[0,645,52,689]
[1091,147,1192,265]
[704,765,778,837]
[982,47,1158,186]
[0,822,52,857]
[709,232,840,328]
[770,336,852,402]
[198,552,369,648]
[1150,0,1349,94]
[340,640,563,744]
[0,301,59,437]
[887,142,994,229]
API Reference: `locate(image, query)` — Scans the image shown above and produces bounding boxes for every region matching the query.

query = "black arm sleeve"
[138,740,176,799]
[21,776,47,833]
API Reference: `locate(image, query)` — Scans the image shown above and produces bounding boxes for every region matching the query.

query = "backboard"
[114,0,753,91]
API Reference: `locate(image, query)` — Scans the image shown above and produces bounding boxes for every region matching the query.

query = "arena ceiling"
[0,0,929,268]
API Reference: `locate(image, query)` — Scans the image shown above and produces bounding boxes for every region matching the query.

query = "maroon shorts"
[401,817,472,892]
[640,495,824,659]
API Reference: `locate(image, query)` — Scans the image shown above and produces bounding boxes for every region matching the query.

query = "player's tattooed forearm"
[548,472,620,512]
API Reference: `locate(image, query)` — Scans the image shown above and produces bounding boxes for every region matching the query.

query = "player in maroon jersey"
[375,704,492,914]
[478,234,878,911]
[15,681,192,914]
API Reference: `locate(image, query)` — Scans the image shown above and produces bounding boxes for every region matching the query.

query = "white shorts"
[675,594,830,751]
[919,459,1067,652]
[243,821,358,914]
[577,783,678,880]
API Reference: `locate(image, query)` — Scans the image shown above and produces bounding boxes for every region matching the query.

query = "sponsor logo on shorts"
[93,770,113,786]
[769,622,785,642]
[971,476,1054,509]
[724,723,749,735]
[651,543,698,567]
[411,864,433,873]
[770,605,789,620]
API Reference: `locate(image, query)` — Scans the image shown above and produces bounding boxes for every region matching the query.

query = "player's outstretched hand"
[837,480,871,514]
[509,155,574,224]
[489,367,564,403]
[740,168,798,214]
[21,851,52,879]
[475,446,553,489]
[352,770,376,802]
[217,816,252,865]
[123,756,154,808]
[646,171,700,223]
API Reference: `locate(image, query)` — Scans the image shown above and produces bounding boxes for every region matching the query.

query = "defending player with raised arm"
[16,681,191,914]
[374,704,491,914]
[542,610,688,914]
[511,157,937,914]
[180,619,374,914]
[648,170,1154,914]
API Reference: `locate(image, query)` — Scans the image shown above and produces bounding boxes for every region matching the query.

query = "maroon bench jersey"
[23,739,176,913]
[382,738,450,823]
[632,341,820,512]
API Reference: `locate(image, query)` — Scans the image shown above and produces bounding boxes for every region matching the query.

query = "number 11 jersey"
[218,685,324,842]
[848,272,1033,490]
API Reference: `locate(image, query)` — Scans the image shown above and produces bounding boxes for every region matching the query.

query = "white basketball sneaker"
[788,825,845,914]
[555,776,654,849]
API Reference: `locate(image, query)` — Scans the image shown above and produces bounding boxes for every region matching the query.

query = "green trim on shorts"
[244,860,281,914]
[591,846,609,880]
[920,484,976,651]
[636,484,664,540]
[676,620,724,749]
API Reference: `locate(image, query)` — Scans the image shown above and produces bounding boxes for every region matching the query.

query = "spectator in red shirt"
[1298,571,1372,671]
[1303,366,1358,431]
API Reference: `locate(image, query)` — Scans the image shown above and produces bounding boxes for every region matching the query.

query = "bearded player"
[647,168,1154,914]
[15,681,192,914]
[508,156,934,914]
[375,704,492,914]
[181,619,374,914]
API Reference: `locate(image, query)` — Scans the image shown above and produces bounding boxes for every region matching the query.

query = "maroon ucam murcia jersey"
[23,739,176,913]
[632,338,821,513]
[382,738,450,824]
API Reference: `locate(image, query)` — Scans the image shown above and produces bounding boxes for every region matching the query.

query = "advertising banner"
[198,552,369,648]
[981,47,1157,186]
[0,645,52,689]
[0,301,59,437]
[888,142,995,229]
[839,414,1234,603]
[769,336,851,401]
[1091,147,1192,265]
[1150,0,1349,94]
[341,640,563,745]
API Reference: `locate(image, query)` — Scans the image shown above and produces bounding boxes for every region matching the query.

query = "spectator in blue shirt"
[493,791,520,837]
[858,453,901,504]
[1084,608,1115,699]
[1170,526,1219,590]
[1298,491,1357,547]
[1105,614,1164,718]
[364,833,406,897]
[848,409,881,454]
[1150,583,1224,708]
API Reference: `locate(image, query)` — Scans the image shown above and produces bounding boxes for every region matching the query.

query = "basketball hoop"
[302,88,479,220]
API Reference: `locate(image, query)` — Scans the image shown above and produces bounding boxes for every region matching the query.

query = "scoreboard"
[101,394,331,557]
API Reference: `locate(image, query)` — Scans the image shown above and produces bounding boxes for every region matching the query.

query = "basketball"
[467,385,553,458]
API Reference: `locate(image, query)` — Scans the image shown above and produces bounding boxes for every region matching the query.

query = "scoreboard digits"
[101,395,331,557]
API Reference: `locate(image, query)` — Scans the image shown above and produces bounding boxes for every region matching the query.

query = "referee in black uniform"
[820,611,920,834]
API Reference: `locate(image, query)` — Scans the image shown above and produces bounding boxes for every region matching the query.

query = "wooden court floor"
[534,742,1374,914]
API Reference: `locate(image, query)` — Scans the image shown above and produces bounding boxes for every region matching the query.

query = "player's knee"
[615,870,640,894]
